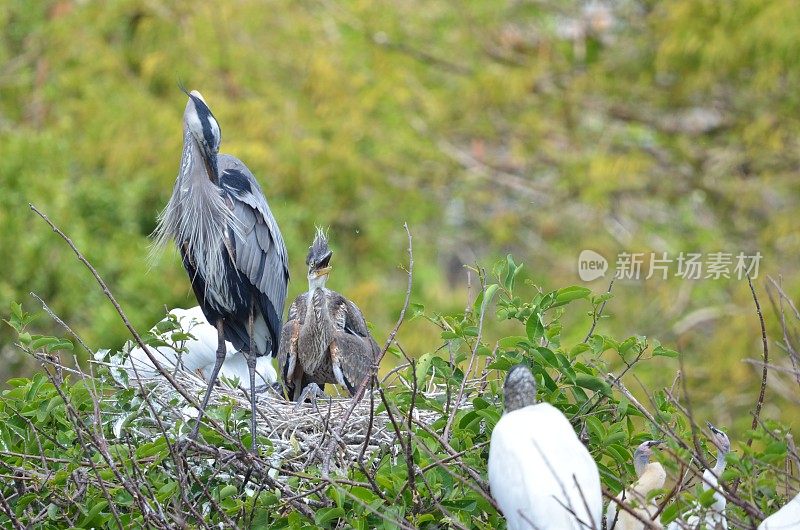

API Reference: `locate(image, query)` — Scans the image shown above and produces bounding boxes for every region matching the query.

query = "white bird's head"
[182,89,222,183]
[633,439,663,476]
[503,364,537,412]
[707,421,731,454]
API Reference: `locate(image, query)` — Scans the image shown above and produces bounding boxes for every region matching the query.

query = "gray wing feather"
[277,294,307,387]
[218,154,289,323]
[287,293,308,322]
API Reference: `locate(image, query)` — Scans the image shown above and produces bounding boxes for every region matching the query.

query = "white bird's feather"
[758,493,800,530]
[666,468,727,530]
[124,306,277,389]
[606,462,666,530]
[488,402,602,530]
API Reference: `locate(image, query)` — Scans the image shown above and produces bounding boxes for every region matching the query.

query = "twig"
[29,204,234,440]
[584,279,615,342]
[0,487,24,530]
[321,223,414,476]
[747,274,770,441]
[406,359,419,510]
[732,275,770,497]
[444,274,494,442]
[378,222,414,364]
[602,486,662,530]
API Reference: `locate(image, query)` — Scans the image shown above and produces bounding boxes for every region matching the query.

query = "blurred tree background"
[1,0,798,434]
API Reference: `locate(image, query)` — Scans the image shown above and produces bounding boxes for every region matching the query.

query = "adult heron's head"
[306,228,333,289]
[182,89,221,183]
[706,421,731,454]
[633,439,663,475]
[503,364,537,413]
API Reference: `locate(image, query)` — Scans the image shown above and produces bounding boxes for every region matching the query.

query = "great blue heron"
[278,228,380,403]
[153,90,288,451]
[487,365,603,530]
[666,422,730,530]
[124,307,277,391]
[605,440,666,530]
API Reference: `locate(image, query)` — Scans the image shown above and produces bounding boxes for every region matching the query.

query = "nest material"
[95,350,464,472]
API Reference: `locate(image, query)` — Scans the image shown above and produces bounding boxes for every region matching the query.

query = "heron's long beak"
[706,421,722,435]
[648,440,665,447]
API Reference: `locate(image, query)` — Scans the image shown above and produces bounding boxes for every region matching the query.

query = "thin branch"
[444,273,494,442]
[29,204,233,440]
[321,223,413,476]
[584,279,615,343]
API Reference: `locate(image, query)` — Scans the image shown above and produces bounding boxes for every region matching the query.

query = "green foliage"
[0,258,795,528]
[1,0,799,433]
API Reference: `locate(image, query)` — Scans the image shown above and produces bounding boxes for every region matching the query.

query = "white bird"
[758,492,800,529]
[124,306,277,390]
[666,422,730,530]
[606,440,666,530]
[488,365,602,530]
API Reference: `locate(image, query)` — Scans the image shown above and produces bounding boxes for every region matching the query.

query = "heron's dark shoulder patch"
[220,169,252,194]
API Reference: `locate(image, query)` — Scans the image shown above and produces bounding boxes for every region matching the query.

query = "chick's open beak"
[315,266,332,278]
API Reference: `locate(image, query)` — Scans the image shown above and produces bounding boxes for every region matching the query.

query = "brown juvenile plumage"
[278,230,380,401]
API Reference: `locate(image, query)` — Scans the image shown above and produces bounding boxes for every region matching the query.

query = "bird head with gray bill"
[182,88,221,184]
[706,421,731,454]
[633,439,664,475]
[306,228,333,290]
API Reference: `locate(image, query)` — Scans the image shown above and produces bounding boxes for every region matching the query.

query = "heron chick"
[278,229,380,404]
[153,89,289,452]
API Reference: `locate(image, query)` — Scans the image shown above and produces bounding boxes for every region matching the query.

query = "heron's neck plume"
[151,130,238,302]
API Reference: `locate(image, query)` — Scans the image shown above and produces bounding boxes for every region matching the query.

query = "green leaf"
[25,374,46,401]
[553,286,591,306]
[503,255,523,292]
[699,487,716,507]
[218,484,237,501]
[349,486,378,503]
[498,335,528,348]
[618,336,637,355]
[526,314,544,344]
[569,343,591,357]
[415,353,434,388]
[574,373,611,395]
[30,336,61,350]
[475,283,499,316]
[652,345,679,358]
[78,501,108,528]
[585,416,607,440]
[660,502,679,524]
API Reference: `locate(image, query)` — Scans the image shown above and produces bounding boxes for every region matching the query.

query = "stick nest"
[95,350,469,474]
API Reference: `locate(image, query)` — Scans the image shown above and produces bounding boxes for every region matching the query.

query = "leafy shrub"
[1,256,797,528]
